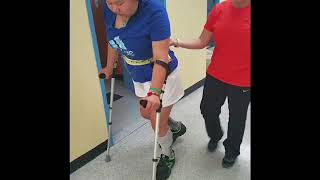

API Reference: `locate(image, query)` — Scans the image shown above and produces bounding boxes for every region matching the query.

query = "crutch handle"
[140,100,148,108]
[99,73,106,79]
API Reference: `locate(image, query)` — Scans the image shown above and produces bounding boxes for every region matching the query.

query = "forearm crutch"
[99,60,117,162]
[140,60,170,180]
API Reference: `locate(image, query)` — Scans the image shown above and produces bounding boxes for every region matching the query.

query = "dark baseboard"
[70,140,108,174]
[183,78,205,98]
[69,78,205,174]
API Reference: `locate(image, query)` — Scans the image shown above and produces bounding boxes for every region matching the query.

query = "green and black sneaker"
[171,122,187,144]
[156,150,175,180]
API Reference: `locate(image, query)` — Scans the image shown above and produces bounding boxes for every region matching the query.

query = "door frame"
[85,0,114,146]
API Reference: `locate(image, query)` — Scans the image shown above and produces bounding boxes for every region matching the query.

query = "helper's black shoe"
[156,150,175,180]
[222,151,238,168]
[171,122,186,144]
[207,139,218,152]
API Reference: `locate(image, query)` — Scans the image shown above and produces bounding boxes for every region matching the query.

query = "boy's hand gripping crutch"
[140,60,170,180]
[98,60,117,162]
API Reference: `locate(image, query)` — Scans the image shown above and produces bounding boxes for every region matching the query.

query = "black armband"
[155,60,170,78]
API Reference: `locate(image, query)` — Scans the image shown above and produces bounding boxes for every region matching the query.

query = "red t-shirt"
[204,0,251,87]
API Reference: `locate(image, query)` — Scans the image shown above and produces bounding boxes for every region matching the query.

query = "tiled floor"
[70,81,251,180]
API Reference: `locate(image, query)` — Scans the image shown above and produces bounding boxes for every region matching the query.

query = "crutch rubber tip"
[105,155,111,162]
[99,73,106,79]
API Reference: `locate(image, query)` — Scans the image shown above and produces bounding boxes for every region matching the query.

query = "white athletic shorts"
[132,65,184,107]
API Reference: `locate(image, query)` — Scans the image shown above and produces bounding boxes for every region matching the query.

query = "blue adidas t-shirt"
[104,0,178,83]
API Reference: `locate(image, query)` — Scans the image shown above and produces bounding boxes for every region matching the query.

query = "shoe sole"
[222,161,235,168]
[222,158,236,168]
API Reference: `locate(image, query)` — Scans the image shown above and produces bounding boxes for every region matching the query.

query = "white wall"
[167,0,207,90]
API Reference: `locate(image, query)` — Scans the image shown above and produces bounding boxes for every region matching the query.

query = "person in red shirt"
[171,0,250,168]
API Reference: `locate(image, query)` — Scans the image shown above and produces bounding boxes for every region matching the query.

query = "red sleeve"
[204,3,222,32]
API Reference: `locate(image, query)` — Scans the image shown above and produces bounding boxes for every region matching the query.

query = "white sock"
[158,129,173,157]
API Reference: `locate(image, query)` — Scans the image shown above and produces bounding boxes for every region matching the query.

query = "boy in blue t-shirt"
[100,0,186,179]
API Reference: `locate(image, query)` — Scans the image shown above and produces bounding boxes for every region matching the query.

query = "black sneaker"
[222,151,238,168]
[156,150,175,180]
[207,139,218,152]
[171,122,187,144]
